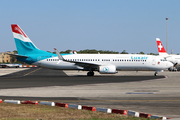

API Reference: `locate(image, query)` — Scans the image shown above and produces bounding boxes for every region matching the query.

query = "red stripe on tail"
[11,24,28,38]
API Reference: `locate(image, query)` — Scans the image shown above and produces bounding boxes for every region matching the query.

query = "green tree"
[77,49,119,54]
[147,53,158,55]
[120,50,128,54]
[60,50,72,53]
[139,51,145,54]
[13,50,18,54]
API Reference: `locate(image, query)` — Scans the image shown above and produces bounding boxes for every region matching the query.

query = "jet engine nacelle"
[99,65,117,74]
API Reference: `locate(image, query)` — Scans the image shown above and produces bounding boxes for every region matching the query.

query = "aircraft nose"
[166,61,173,68]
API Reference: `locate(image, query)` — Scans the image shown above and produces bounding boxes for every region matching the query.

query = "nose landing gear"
[154,70,163,76]
[154,72,158,76]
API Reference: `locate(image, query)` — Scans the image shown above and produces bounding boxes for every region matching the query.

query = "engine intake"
[99,65,117,74]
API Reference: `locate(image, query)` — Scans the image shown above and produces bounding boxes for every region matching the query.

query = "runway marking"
[51,99,180,102]
[23,67,42,76]
[126,92,155,94]
[134,90,159,92]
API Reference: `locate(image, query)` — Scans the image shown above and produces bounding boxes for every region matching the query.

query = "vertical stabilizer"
[156,38,168,56]
[11,24,50,55]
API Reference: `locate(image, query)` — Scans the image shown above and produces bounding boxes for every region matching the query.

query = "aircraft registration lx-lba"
[10,24,173,76]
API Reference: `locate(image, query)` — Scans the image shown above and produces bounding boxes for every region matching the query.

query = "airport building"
[0,52,17,63]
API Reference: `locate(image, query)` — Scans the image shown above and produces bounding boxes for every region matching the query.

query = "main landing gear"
[87,71,94,76]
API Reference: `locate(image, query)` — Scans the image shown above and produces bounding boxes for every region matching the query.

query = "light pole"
[166,18,168,54]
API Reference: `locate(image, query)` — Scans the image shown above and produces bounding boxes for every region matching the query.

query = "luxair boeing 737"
[10,24,173,76]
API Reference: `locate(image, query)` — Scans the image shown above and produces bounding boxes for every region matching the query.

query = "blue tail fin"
[11,24,51,55]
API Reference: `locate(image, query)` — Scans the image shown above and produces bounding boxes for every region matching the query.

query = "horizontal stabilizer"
[7,54,29,58]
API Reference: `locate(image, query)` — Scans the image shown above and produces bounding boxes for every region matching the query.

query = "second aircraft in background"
[156,38,180,71]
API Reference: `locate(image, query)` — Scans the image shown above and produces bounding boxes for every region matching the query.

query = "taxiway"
[0,68,180,118]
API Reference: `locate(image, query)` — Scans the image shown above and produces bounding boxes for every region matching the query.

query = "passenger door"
[152,57,156,65]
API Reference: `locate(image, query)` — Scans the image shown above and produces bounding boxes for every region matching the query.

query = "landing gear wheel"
[154,72,158,76]
[87,71,94,76]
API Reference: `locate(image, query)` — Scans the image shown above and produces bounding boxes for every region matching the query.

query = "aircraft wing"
[54,48,100,68]
[7,54,29,58]
[69,61,100,68]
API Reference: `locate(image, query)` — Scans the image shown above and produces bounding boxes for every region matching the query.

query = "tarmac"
[0,67,180,118]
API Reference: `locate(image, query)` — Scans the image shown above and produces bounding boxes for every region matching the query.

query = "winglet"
[54,48,65,60]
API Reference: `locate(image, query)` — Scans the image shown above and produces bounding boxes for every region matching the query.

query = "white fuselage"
[34,54,173,72]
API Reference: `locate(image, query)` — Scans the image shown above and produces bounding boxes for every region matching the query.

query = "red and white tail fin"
[11,24,35,44]
[156,38,168,56]
[11,24,43,55]
[11,24,28,38]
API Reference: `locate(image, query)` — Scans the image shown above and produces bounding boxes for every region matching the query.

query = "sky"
[1,0,180,54]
